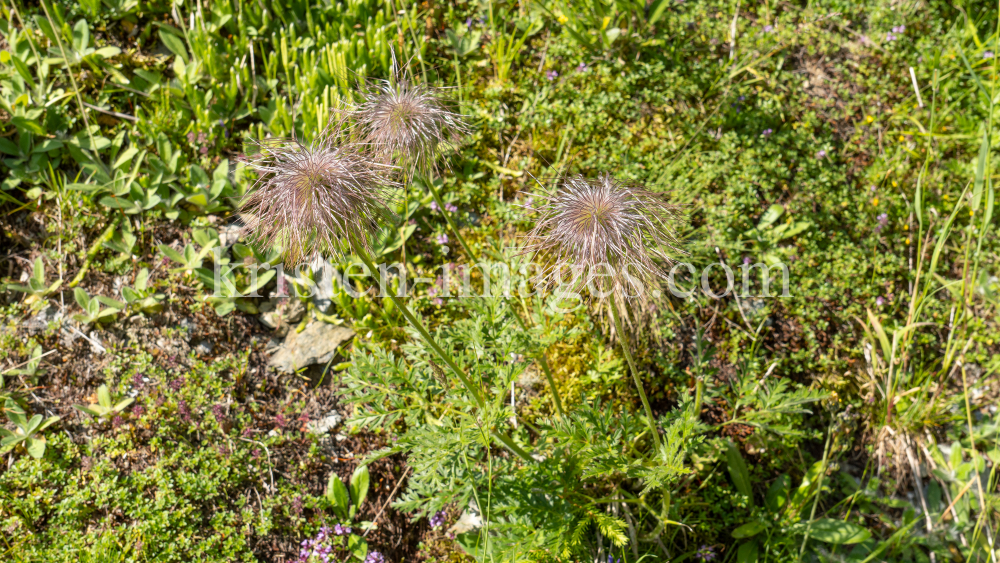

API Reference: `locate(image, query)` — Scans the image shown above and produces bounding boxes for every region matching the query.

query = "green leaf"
[350,465,370,510]
[158,29,189,63]
[806,518,871,544]
[74,287,90,310]
[96,296,126,310]
[736,540,759,563]
[73,20,90,53]
[727,442,753,507]
[732,521,768,539]
[757,204,785,229]
[24,436,46,458]
[327,473,350,519]
[972,128,989,211]
[97,385,112,408]
[36,416,59,433]
[347,534,368,561]
[11,116,45,136]
[10,54,36,88]
[765,474,790,512]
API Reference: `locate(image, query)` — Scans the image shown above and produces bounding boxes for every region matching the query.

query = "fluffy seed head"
[354,62,468,171]
[520,173,686,300]
[239,120,398,265]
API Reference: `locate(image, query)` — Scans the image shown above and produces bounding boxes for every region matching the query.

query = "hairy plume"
[238,118,398,265]
[520,173,686,300]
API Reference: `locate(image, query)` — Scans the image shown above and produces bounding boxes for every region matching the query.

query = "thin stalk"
[610,301,662,452]
[421,174,476,260]
[511,299,564,418]
[800,426,833,557]
[354,246,535,463]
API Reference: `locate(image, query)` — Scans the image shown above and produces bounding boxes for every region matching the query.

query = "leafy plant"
[0,398,59,459]
[72,384,134,420]
[72,287,125,325]
[7,257,62,304]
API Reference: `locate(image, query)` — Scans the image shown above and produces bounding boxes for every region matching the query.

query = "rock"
[307,410,343,436]
[259,298,306,336]
[449,500,483,534]
[26,305,61,334]
[269,322,354,373]
[195,340,214,356]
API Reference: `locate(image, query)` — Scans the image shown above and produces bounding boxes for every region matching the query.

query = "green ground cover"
[1,0,1000,561]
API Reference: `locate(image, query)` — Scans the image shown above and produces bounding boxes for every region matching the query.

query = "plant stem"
[610,301,662,452]
[511,299,564,418]
[421,174,477,260]
[353,246,535,463]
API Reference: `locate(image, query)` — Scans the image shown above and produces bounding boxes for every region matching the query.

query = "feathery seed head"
[521,173,685,300]
[354,62,468,170]
[239,119,398,266]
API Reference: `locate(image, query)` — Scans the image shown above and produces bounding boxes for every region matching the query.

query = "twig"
[364,466,411,537]
[66,325,106,354]
[1,350,57,374]
[82,102,138,123]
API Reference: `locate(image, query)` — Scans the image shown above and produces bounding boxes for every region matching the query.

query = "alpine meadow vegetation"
[1,0,1000,562]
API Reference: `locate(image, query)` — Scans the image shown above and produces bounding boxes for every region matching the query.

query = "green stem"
[354,246,535,463]
[610,301,662,452]
[511,299,564,418]
[422,175,476,260]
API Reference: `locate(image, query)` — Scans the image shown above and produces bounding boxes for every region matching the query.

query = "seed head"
[520,173,685,300]
[239,118,398,265]
[353,59,468,171]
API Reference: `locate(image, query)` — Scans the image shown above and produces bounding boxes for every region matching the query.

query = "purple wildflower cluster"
[607,556,622,563]
[213,404,226,423]
[445,202,458,213]
[436,234,449,245]
[430,510,446,528]
[761,128,773,137]
[876,296,885,306]
[985,51,995,59]
[695,545,718,561]
[364,552,386,563]
[333,523,352,535]
[429,201,439,212]
[577,63,588,72]
[763,24,774,33]
[169,377,184,392]
[186,130,214,155]
[132,404,145,416]
[112,415,125,429]
[296,526,334,563]
[546,70,559,81]
[875,213,889,232]
[177,400,192,423]
[275,413,288,429]
[886,25,904,42]
[132,372,144,389]
[816,150,827,158]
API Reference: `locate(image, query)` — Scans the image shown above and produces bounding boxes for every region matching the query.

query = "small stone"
[195,340,214,356]
[268,322,354,373]
[307,410,343,436]
[259,298,306,336]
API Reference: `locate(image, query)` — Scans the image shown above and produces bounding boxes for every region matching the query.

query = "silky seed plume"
[520,173,686,300]
[238,118,399,265]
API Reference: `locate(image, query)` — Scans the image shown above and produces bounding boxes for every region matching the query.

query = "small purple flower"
[886,32,897,42]
[430,510,447,528]
[274,413,287,429]
[436,234,449,245]
[892,25,905,33]
[213,404,226,423]
[251,448,261,459]
[816,150,827,158]
[696,545,718,562]
[577,62,588,72]
[364,551,386,563]
[762,128,773,137]
[292,496,303,515]
[429,200,439,212]
[333,523,352,536]
[875,213,889,232]
[177,400,192,423]
[445,202,458,213]
[876,296,885,306]
[428,286,438,297]
[545,70,559,81]
[465,17,472,28]
[112,415,125,429]
[870,185,877,192]
[985,51,995,59]
[316,526,331,542]
[743,256,752,265]
[132,404,145,416]
[169,377,184,392]
[132,372,144,388]
[763,24,773,33]
[524,196,535,209]
[432,298,444,306]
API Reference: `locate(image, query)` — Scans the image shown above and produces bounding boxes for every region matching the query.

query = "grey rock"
[259,298,305,336]
[195,340,214,356]
[307,410,343,436]
[269,322,354,373]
